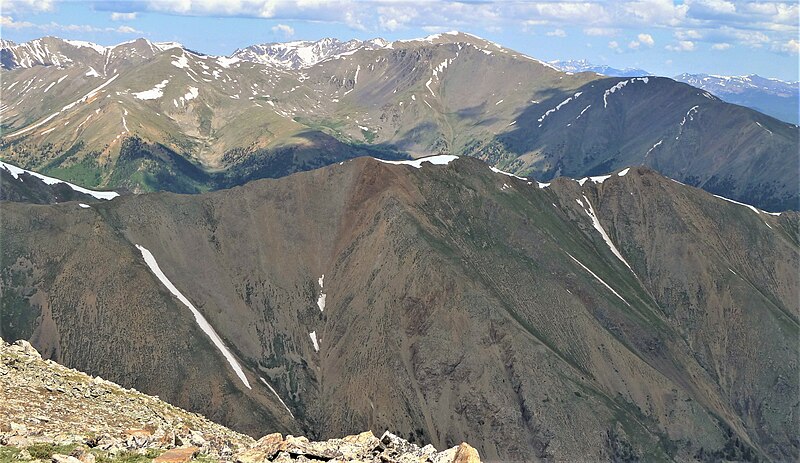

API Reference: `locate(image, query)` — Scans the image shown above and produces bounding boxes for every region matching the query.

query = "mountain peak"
[549,59,650,77]
[231,36,388,69]
[0,36,187,70]
[393,30,501,48]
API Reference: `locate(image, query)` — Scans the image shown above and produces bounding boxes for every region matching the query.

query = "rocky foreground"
[0,338,480,463]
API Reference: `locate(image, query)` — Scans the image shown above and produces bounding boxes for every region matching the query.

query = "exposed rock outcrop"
[0,338,481,462]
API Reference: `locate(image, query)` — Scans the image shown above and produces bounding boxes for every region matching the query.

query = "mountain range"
[673,73,799,125]
[2,154,798,461]
[548,59,650,78]
[1,33,797,211]
[548,60,799,125]
[1,31,799,462]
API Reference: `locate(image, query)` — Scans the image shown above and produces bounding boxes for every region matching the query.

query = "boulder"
[236,433,284,463]
[153,446,200,463]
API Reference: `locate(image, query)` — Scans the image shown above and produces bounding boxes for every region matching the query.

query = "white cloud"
[546,29,566,37]
[0,15,34,29]
[1,0,54,14]
[675,29,703,40]
[711,42,731,50]
[665,40,696,51]
[115,25,141,34]
[0,15,141,34]
[622,0,688,26]
[271,23,295,37]
[686,0,737,17]
[110,12,138,21]
[637,33,655,46]
[777,38,799,55]
[583,27,618,36]
[377,5,418,31]
[531,2,610,25]
[608,40,620,49]
[625,32,654,50]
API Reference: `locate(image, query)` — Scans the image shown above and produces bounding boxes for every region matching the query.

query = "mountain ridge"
[2,155,797,460]
[547,59,798,124]
[1,34,797,211]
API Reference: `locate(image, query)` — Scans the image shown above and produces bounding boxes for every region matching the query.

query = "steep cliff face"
[1,157,797,461]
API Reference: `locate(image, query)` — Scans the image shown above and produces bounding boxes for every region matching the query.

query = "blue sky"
[2,0,798,80]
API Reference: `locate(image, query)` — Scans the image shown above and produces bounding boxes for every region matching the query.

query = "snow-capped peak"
[64,40,108,54]
[231,37,388,69]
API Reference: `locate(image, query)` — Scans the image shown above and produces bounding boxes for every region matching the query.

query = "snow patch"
[171,53,189,69]
[136,244,251,389]
[537,92,581,127]
[316,274,326,312]
[680,106,699,127]
[216,56,240,68]
[184,86,199,101]
[309,331,320,352]
[64,40,107,54]
[425,77,435,97]
[711,193,781,217]
[567,252,630,305]
[0,161,119,200]
[755,121,773,135]
[577,195,632,270]
[133,79,169,100]
[603,77,648,108]
[259,377,294,418]
[577,174,614,185]
[644,140,663,159]
[78,203,91,208]
[490,166,527,181]
[376,155,458,169]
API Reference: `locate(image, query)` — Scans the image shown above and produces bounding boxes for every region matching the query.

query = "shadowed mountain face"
[674,74,799,125]
[1,33,797,211]
[1,157,797,461]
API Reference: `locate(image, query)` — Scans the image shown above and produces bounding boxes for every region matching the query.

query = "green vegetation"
[26,443,80,459]
[0,445,175,463]
[43,155,103,188]
[0,446,21,462]
[110,136,210,193]
[361,128,376,143]
[91,448,164,463]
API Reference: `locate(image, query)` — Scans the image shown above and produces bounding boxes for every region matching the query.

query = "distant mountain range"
[548,59,649,77]
[673,73,799,124]
[1,33,797,211]
[548,60,799,124]
[231,37,390,69]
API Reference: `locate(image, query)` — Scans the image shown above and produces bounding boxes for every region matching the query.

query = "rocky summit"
[0,337,481,463]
